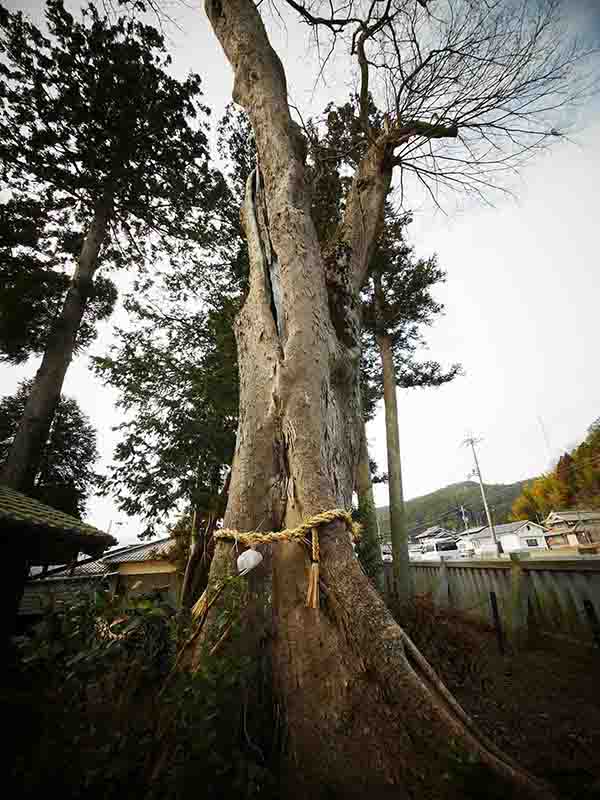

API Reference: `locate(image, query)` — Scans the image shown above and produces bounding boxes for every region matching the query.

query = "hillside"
[376,478,533,541]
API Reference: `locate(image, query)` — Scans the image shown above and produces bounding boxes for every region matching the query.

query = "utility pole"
[460,505,469,531]
[463,436,497,549]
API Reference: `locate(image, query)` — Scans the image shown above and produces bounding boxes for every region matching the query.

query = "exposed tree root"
[308,520,558,799]
[188,524,558,800]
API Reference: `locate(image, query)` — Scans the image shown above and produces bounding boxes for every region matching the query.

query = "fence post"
[434,556,450,607]
[489,591,505,655]
[509,552,530,649]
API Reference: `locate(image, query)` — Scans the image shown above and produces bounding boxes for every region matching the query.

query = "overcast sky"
[2,0,600,545]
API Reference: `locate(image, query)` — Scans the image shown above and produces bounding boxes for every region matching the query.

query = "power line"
[537,414,552,463]
[390,447,600,540]
[407,505,463,536]
[406,498,503,537]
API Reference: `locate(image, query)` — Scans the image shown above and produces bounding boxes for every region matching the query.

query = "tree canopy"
[92,105,250,536]
[93,285,239,537]
[0,0,236,493]
[0,0,230,359]
[0,194,117,364]
[0,0,225,236]
[269,0,592,203]
[360,209,461,419]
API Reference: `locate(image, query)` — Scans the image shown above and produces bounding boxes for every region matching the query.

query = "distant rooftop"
[31,537,174,581]
[457,526,486,539]
[459,521,544,541]
[414,526,452,541]
[544,510,600,525]
[105,538,174,564]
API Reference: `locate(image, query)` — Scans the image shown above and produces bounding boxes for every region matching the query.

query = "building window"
[525,538,539,547]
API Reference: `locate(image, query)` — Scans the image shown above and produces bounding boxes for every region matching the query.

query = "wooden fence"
[384,555,600,649]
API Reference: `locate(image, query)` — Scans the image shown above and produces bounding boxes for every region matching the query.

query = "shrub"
[9,587,278,800]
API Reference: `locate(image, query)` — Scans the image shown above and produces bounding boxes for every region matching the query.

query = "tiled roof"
[29,537,174,581]
[460,521,544,541]
[35,560,111,580]
[493,521,537,537]
[67,559,111,577]
[544,510,600,524]
[415,526,451,540]
[105,538,174,564]
[0,484,116,551]
[457,526,486,539]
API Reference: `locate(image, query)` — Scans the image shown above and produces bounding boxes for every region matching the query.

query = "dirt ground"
[6,598,600,800]
[400,598,600,799]
[455,646,600,799]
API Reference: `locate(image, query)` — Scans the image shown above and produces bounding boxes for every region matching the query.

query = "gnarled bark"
[199,1,556,797]
[1,195,112,492]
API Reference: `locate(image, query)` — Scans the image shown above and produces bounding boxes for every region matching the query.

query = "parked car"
[416,538,460,560]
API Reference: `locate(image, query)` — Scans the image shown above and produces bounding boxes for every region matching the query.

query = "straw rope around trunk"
[192,509,361,612]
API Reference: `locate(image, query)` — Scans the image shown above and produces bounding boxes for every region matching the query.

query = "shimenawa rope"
[200,508,361,611]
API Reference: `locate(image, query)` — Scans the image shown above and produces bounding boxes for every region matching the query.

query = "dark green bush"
[9,587,278,800]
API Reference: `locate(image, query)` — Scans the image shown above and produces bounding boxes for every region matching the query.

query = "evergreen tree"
[93,104,252,540]
[0,380,98,517]
[93,106,252,604]
[0,194,117,365]
[93,288,239,538]
[361,211,460,600]
[0,0,227,492]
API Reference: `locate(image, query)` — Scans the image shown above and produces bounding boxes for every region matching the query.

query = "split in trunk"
[192,1,558,796]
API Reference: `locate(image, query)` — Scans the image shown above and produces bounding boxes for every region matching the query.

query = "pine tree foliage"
[93,286,239,537]
[0,0,228,359]
[92,105,251,536]
[0,194,117,364]
[0,380,98,517]
[360,209,461,421]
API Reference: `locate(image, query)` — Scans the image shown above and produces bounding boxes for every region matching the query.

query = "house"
[1,483,116,636]
[20,537,179,618]
[457,521,547,556]
[543,510,600,549]
[414,525,453,542]
[496,521,547,552]
[456,526,486,555]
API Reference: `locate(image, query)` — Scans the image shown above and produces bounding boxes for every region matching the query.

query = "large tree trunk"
[378,332,413,603]
[1,197,112,493]
[199,2,556,797]
[355,421,385,592]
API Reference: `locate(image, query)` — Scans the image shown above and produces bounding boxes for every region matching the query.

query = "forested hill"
[376,479,533,540]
